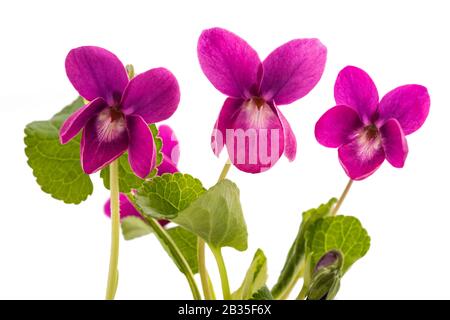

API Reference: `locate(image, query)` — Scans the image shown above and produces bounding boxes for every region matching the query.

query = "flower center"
[252,97,266,109]
[355,124,382,160]
[96,107,127,142]
[109,107,124,121]
[364,124,379,141]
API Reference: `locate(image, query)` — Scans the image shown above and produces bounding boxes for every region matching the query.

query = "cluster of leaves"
[129,173,278,300]
[24,98,372,300]
[24,97,164,204]
[127,174,370,300]
[127,173,248,270]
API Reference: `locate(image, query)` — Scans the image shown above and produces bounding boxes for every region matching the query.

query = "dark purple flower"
[104,124,180,225]
[197,28,327,173]
[315,66,430,180]
[60,46,180,179]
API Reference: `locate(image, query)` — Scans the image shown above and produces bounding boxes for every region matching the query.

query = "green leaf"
[250,286,274,300]
[167,226,199,274]
[121,217,153,240]
[134,173,206,220]
[134,177,248,251]
[271,198,336,299]
[24,97,93,204]
[306,215,371,273]
[232,249,268,300]
[149,223,199,275]
[100,124,163,193]
[173,179,248,251]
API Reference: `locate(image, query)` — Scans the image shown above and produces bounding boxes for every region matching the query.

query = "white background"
[0,0,448,300]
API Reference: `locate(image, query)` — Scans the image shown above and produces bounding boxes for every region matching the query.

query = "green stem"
[330,179,353,216]
[278,261,305,300]
[145,216,202,300]
[211,247,231,300]
[197,159,232,300]
[296,285,308,300]
[198,238,215,299]
[206,272,217,300]
[218,159,232,181]
[106,160,120,300]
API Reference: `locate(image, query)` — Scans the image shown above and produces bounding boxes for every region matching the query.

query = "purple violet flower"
[315,66,430,180]
[104,124,180,226]
[197,28,327,173]
[60,46,180,179]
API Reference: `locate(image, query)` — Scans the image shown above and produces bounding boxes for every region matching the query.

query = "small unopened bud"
[314,250,342,273]
[307,250,343,300]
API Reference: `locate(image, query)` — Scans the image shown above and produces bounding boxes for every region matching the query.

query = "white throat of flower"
[96,108,127,143]
[353,125,382,161]
[243,97,274,127]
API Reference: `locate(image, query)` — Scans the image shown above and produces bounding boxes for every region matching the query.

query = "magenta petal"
[226,101,284,173]
[261,39,327,105]
[334,66,379,123]
[104,193,169,227]
[121,68,180,124]
[380,118,409,168]
[127,115,156,179]
[198,28,262,98]
[273,105,297,161]
[338,139,385,180]
[65,46,128,105]
[158,125,180,165]
[81,113,129,174]
[104,193,142,219]
[315,105,363,148]
[211,98,243,156]
[60,97,107,144]
[378,85,430,135]
[158,155,179,175]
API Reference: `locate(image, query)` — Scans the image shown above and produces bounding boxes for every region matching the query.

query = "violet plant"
[24,28,429,300]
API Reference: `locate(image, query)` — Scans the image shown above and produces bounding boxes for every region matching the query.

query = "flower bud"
[307,250,343,300]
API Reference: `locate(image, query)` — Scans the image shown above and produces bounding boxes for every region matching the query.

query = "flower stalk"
[198,239,215,300]
[211,247,231,300]
[198,159,232,299]
[331,179,353,216]
[106,159,120,300]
